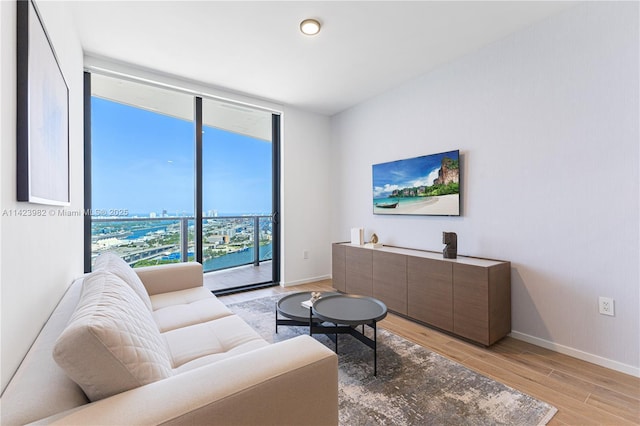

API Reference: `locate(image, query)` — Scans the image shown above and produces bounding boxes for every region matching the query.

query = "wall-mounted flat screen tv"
[372,149,460,216]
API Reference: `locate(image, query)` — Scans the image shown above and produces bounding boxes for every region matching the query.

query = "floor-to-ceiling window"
[201,99,273,279]
[89,74,195,267]
[85,72,280,292]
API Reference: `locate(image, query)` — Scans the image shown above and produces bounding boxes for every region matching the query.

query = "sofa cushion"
[53,271,173,401]
[94,251,153,311]
[162,315,268,369]
[151,287,234,332]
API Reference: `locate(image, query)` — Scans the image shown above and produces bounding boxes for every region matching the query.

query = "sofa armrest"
[134,262,203,295]
[34,335,338,426]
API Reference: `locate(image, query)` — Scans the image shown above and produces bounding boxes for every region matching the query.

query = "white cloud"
[373,184,400,197]
[376,169,441,198]
[411,169,440,187]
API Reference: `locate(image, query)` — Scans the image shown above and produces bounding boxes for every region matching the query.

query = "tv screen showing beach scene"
[372,150,460,216]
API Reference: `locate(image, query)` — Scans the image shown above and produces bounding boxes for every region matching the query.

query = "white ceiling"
[70,1,577,116]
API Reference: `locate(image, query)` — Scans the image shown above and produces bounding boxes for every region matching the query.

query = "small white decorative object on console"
[350,228,364,245]
[364,243,382,248]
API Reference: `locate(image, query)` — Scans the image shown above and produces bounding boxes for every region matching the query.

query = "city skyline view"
[90,94,275,274]
[91,97,273,217]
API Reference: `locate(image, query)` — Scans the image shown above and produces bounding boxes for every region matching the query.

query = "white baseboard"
[272,278,640,378]
[281,274,331,288]
[510,330,640,378]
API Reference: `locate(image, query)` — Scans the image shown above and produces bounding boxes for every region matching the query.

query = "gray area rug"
[228,295,557,426]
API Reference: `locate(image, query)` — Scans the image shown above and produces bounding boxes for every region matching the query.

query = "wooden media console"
[332,243,511,346]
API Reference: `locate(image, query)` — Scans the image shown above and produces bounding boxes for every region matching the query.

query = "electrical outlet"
[303,250,309,260]
[598,297,615,316]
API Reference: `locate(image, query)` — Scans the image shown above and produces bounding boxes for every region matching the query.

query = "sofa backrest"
[0,278,89,426]
[94,252,153,310]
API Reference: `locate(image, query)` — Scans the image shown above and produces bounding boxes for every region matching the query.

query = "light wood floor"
[219,280,640,426]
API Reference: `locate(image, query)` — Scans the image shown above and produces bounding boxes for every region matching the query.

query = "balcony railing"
[91,215,272,273]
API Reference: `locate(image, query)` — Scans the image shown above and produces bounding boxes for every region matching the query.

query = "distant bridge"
[122,245,177,265]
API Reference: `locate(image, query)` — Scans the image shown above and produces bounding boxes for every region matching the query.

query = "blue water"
[162,252,194,261]
[158,244,272,271]
[373,197,426,207]
[203,243,272,271]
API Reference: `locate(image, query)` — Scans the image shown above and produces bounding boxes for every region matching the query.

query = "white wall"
[330,2,639,375]
[1,1,85,392]
[281,107,332,286]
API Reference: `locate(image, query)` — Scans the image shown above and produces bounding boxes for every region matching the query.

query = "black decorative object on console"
[443,232,457,259]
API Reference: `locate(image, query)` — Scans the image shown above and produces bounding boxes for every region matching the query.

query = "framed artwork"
[17,0,70,205]
[372,150,460,216]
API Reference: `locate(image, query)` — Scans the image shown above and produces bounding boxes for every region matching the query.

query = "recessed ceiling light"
[300,19,321,36]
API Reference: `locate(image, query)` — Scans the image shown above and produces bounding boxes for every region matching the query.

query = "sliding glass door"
[200,98,276,290]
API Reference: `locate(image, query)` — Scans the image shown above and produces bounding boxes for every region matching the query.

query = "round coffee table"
[312,294,388,325]
[276,291,339,324]
[276,292,388,375]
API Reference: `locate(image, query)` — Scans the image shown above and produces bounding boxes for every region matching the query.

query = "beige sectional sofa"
[1,253,338,425]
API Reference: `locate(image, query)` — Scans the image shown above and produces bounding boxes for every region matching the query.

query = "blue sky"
[92,97,272,215]
[372,150,458,198]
